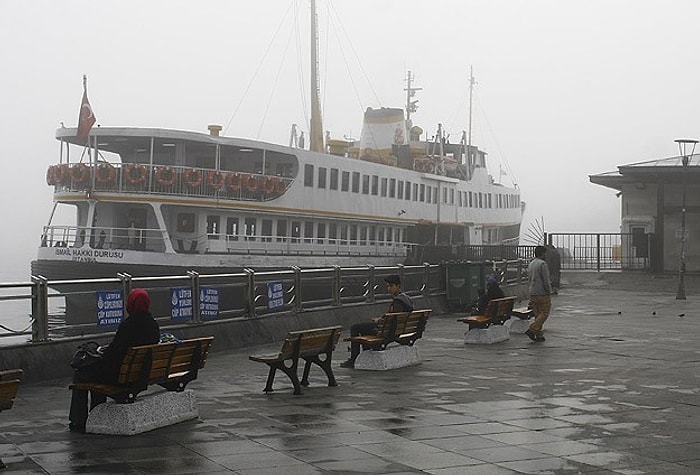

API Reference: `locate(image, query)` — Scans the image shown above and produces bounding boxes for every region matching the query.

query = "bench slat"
[0,380,20,411]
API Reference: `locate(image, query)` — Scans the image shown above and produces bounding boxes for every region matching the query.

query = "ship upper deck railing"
[46,162,292,202]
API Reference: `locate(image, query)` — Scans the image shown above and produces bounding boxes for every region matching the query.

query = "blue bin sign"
[200,287,219,319]
[96,290,124,326]
[171,287,193,320]
[267,281,284,310]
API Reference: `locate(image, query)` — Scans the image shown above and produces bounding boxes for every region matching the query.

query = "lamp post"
[675,138,698,300]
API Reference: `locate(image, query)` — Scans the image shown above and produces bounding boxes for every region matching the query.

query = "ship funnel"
[208,124,222,137]
[349,107,407,165]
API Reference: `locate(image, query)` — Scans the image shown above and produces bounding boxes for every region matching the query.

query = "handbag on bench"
[70,342,103,371]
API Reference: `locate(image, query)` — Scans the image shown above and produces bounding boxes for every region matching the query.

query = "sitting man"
[340,274,414,368]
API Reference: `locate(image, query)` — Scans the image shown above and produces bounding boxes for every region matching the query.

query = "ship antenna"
[467,66,476,149]
[309,0,324,153]
[404,70,422,126]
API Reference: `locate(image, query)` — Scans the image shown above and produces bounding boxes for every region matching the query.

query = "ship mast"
[309,0,324,153]
[467,66,475,149]
[404,70,422,127]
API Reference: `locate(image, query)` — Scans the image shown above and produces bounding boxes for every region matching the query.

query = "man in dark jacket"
[68,288,160,432]
[340,275,414,369]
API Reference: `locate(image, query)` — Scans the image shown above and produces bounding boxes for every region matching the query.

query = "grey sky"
[2,0,698,276]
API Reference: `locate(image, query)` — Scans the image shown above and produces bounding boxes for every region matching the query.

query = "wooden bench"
[457,296,517,330]
[0,369,22,470]
[70,336,214,403]
[344,309,432,351]
[511,306,535,320]
[249,326,342,395]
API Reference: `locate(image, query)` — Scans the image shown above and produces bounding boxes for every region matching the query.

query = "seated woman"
[68,288,160,432]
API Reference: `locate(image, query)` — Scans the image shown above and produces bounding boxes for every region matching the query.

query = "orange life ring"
[263,176,276,193]
[206,171,225,190]
[274,178,287,194]
[46,165,58,186]
[154,166,177,186]
[70,163,90,183]
[95,163,116,184]
[57,164,71,185]
[124,163,147,185]
[226,172,241,192]
[183,168,203,188]
[245,174,259,193]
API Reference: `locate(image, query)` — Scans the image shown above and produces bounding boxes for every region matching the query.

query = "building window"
[328,223,338,244]
[371,175,379,195]
[304,221,313,244]
[413,183,419,201]
[261,219,272,242]
[317,222,326,244]
[389,178,396,198]
[350,224,357,245]
[397,180,404,199]
[404,181,411,200]
[303,164,314,187]
[291,221,301,243]
[381,177,388,197]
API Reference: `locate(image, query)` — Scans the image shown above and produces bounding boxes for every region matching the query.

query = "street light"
[674,138,698,300]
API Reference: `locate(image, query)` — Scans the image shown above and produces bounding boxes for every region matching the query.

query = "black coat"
[98,312,160,383]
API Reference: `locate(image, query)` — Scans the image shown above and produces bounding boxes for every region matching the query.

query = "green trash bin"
[445,261,489,311]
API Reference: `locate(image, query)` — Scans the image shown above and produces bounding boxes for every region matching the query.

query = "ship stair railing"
[6,264,444,343]
[47,162,292,202]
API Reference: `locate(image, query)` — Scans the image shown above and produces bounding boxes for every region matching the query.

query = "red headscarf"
[126,288,151,315]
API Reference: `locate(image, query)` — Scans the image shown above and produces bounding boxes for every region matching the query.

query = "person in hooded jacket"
[68,288,160,432]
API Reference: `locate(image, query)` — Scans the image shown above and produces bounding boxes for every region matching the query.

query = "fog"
[2,0,698,278]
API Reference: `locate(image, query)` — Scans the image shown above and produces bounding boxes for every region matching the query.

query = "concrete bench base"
[509,318,533,334]
[464,325,509,344]
[86,389,198,435]
[355,344,421,370]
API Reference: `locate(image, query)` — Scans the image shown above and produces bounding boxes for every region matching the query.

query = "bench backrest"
[0,369,22,411]
[117,337,214,386]
[485,296,516,320]
[377,309,432,344]
[279,326,342,359]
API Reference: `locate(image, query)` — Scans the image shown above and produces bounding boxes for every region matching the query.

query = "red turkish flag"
[77,85,96,143]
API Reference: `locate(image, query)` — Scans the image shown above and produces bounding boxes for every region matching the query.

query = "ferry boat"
[31,2,522,315]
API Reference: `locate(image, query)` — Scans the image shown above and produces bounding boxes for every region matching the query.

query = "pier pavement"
[2,273,700,474]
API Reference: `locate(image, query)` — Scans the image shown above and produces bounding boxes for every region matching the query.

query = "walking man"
[526,245,552,342]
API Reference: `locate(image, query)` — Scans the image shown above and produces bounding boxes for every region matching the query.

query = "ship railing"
[48,162,292,202]
[9,263,443,343]
[40,225,168,253]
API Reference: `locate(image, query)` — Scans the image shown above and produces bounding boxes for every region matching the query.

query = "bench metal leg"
[265,360,303,395]
[302,353,337,388]
[263,366,277,393]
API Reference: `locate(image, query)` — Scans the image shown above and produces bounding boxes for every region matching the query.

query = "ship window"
[276,219,287,242]
[378,227,385,246]
[387,227,393,243]
[371,175,379,196]
[389,178,396,198]
[360,225,367,245]
[304,221,313,244]
[478,192,483,208]
[426,186,431,203]
[350,224,357,245]
[177,213,195,233]
[420,184,425,202]
[362,174,370,194]
[328,223,337,244]
[341,171,349,191]
[318,167,327,189]
[380,177,388,197]
[450,188,454,205]
[442,187,447,203]
[330,168,339,190]
[317,222,325,244]
[397,180,404,199]
[433,186,438,204]
[291,221,301,243]
[226,217,239,241]
[340,224,348,244]
[206,215,220,240]
[413,183,419,201]
[261,219,272,242]
[404,181,411,200]
[304,164,314,187]
[458,191,463,207]
[488,193,492,208]
[244,217,256,241]
[351,172,360,193]
[369,225,376,245]
[468,191,473,207]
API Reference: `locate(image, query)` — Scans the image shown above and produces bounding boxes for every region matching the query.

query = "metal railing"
[0,259,522,343]
[546,233,651,271]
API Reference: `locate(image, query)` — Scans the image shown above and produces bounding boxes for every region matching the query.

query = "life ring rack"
[95,163,116,184]
[124,163,147,185]
[46,165,59,186]
[182,168,203,188]
[244,173,259,193]
[154,166,177,187]
[226,172,242,193]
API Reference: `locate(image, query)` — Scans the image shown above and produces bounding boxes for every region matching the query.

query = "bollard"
[244,268,256,318]
[332,265,341,306]
[188,270,201,323]
[31,275,49,342]
[291,266,302,313]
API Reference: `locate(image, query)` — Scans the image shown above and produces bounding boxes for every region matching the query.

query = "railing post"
[31,275,49,342]
[244,268,256,318]
[118,272,132,301]
[292,266,302,313]
[422,263,430,297]
[596,234,601,272]
[188,270,201,323]
[366,265,375,303]
[332,265,341,306]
